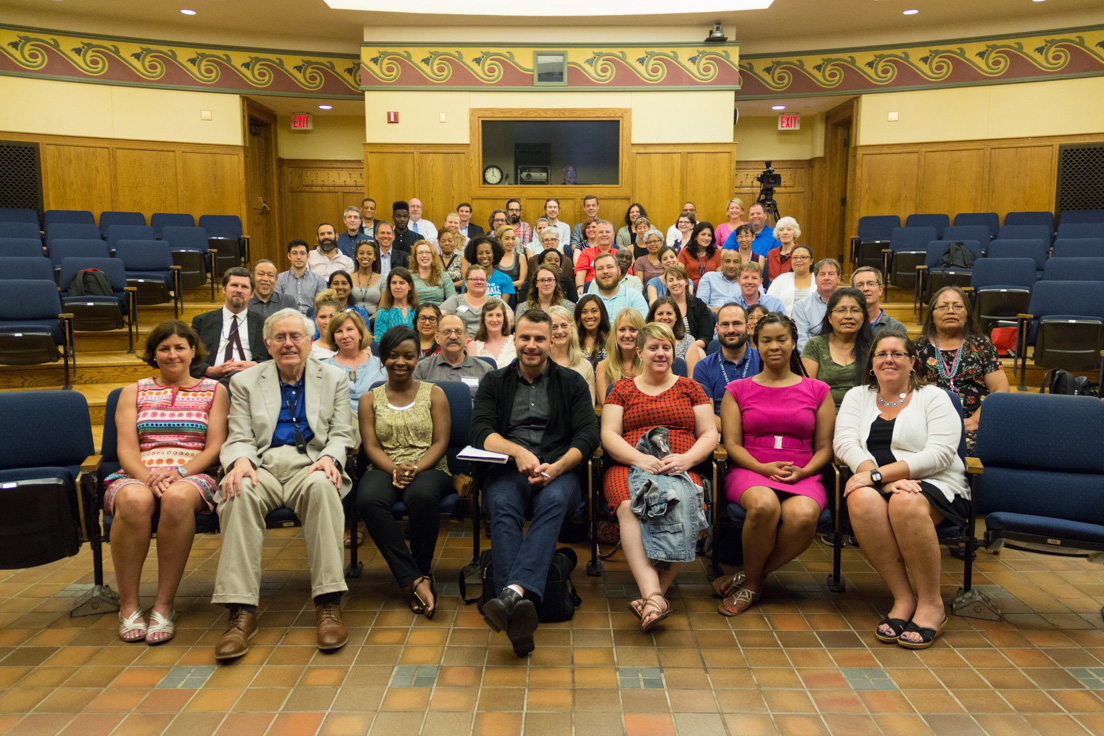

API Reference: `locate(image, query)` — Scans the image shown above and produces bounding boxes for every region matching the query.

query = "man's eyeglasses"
[269,333,308,344]
[439,328,465,337]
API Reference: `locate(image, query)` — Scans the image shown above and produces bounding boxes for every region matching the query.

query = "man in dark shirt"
[470,309,599,656]
[248,260,296,321]
[391,200,424,253]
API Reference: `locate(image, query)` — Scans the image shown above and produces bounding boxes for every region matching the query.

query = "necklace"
[932,337,963,392]
[877,391,909,408]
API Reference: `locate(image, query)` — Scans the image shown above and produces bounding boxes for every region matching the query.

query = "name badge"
[457,305,469,313]
[461,377,480,388]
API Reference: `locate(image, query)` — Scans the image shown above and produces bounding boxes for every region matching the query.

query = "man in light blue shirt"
[747,203,780,257]
[733,261,785,313]
[793,257,841,350]
[697,249,743,313]
[592,251,647,319]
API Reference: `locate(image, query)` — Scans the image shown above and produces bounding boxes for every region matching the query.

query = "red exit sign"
[290,113,313,131]
[778,114,801,131]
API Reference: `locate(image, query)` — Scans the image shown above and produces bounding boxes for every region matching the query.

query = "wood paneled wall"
[847,133,1104,240]
[1,131,246,226]
[277,159,364,268]
[362,140,738,239]
[732,159,824,256]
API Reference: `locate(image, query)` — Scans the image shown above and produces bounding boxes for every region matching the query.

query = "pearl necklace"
[877,391,909,408]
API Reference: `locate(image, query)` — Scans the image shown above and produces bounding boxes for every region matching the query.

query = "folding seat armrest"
[713,446,728,462]
[81,454,103,474]
[965,457,983,475]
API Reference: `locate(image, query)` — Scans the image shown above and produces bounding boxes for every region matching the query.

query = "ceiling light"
[903,8,918,14]
[772,105,786,110]
[318,104,333,110]
[180,8,196,15]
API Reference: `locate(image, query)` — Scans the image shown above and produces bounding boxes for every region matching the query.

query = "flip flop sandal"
[711,571,746,599]
[410,575,436,619]
[146,610,176,645]
[897,617,948,650]
[874,617,910,644]
[118,610,147,643]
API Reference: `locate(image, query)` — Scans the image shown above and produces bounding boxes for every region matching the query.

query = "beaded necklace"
[932,337,964,392]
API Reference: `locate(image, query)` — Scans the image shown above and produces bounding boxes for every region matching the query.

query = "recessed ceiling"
[246,96,364,116]
[325,0,773,15]
[736,96,852,117]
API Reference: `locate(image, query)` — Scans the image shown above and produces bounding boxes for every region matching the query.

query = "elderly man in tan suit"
[212,308,356,660]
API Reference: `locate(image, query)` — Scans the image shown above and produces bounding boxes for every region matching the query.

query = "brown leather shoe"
[316,601,348,651]
[215,607,257,661]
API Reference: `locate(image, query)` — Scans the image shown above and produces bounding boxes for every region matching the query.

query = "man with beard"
[308,222,354,278]
[692,303,761,431]
[505,199,532,245]
[374,221,410,280]
[191,266,270,381]
[408,197,438,244]
[697,248,745,314]
[412,313,493,396]
[591,252,648,319]
[212,309,354,660]
[248,259,296,321]
[471,309,599,656]
[392,201,425,253]
[793,257,842,350]
[487,208,508,234]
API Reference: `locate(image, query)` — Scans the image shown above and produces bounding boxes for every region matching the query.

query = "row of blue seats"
[857,210,1104,241]
[0,208,242,242]
[885,225,1104,255]
[0,228,211,262]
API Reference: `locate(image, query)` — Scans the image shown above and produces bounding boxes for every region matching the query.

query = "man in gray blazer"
[212,308,356,660]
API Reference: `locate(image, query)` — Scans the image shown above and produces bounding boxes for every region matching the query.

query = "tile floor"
[3,523,1104,735]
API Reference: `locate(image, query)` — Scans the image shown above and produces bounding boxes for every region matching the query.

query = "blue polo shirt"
[693,346,761,416]
[734,291,786,314]
[336,232,361,260]
[751,228,780,257]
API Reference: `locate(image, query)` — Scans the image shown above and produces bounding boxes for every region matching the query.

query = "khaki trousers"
[212,445,349,606]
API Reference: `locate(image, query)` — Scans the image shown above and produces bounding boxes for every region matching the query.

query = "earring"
[869,369,875,376]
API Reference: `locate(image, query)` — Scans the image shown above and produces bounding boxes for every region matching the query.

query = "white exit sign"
[290,113,313,131]
[778,114,801,131]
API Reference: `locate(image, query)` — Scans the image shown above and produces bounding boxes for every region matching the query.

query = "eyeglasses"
[417,315,438,323]
[439,328,465,337]
[873,351,910,360]
[536,278,556,284]
[270,333,307,344]
[466,278,487,284]
[933,303,966,312]
[541,237,559,243]
[831,307,865,316]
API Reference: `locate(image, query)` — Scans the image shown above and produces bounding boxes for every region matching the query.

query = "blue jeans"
[483,468,581,601]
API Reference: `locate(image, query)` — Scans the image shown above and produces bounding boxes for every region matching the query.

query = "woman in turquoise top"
[373,267,419,343]
[462,235,516,300]
[410,239,456,305]
[321,310,386,414]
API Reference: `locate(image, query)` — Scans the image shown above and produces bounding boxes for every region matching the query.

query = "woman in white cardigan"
[766,245,814,315]
[834,330,969,650]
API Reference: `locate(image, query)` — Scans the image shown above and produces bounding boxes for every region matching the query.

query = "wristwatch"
[176,466,189,478]
[869,469,883,486]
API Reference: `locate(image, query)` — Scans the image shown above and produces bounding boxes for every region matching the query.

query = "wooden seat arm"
[81,454,103,474]
[966,457,984,475]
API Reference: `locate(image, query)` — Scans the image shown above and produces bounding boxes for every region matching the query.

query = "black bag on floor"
[472,547,582,622]
[1045,368,1099,397]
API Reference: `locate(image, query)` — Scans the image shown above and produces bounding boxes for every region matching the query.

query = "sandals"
[410,575,437,620]
[897,617,948,650]
[344,520,367,549]
[118,610,147,643]
[711,571,745,599]
[718,587,760,617]
[146,609,176,645]
[875,617,910,644]
[640,594,670,632]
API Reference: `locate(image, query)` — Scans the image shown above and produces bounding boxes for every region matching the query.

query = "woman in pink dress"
[716,313,835,616]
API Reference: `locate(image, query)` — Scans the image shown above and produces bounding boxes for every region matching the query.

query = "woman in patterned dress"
[914,286,1009,453]
[106,320,229,644]
[601,323,717,631]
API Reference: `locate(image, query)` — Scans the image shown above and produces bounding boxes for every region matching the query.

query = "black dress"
[866,416,970,528]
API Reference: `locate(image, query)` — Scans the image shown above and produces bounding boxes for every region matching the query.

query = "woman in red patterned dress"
[601,323,718,631]
[106,321,229,644]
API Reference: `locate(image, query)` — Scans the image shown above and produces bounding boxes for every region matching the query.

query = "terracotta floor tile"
[723,713,779,736]
[820,714,880,736]
[111,713,176,736]
[752,668,803,689]
[764,689,817,714]
[267,712,325,736]
[477,688,525,712]
[811,690,866,715]
[858,690,915,714]
[134,688,195,714]
[953,689,1016,714]
[184,688,242,712]
[316,712,374,736]
[871,714,936,736]
[667,688,718,713]
[624,713,675,736]
[471,712,523,736]
[774,713,830,736]
[904,690,965,714]
[621,689,671,714]
[213,712,274,736]
[235,687,290,712]
[56,713,125,736]
[526,688,573,711]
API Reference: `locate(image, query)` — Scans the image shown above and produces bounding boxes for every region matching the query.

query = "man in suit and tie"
[212,308,356,660]
[374,221,410,280]
[191,267,270,381]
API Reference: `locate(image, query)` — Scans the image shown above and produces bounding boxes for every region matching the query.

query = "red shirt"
[678,248,723,286]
